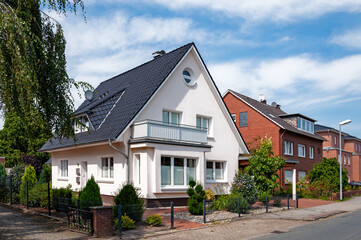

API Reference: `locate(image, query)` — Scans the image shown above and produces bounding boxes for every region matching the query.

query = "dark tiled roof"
[40,43,194,151]
[315,124,361,142]
[228,90,324,141]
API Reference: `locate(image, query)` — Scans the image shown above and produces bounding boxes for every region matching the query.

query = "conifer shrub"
[145,214,163,226]
[113,183,144,222]
[0,164,8,202]
[28,183,51,208]
[39,164,51,184]
[114,214,135,230]
[78,176,103,210]
[20,165,38,204]
[187,180,205,215]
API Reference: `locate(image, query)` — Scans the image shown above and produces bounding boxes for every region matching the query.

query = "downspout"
[109,139,129,184]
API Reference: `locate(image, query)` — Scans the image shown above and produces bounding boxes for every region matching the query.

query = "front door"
[81,161,88,189]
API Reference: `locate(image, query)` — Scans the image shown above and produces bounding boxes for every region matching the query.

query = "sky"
[3,0,361,137]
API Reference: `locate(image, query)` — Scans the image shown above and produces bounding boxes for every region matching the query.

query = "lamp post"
[339,119,351,201]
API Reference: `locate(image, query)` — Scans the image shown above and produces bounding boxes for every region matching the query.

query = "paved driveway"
[0,205,88,239]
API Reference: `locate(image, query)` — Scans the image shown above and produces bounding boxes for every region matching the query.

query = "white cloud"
[331,28,361,49]
[144,0,361,22]
[209,54,361,111]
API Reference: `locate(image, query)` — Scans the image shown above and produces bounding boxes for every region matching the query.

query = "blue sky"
[5,1,361,137]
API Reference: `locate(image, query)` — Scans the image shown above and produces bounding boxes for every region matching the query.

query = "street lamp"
[339,119,351,201]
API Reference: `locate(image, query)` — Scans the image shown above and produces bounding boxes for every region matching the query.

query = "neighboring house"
[40,43,249,205]
[315,124,361,183]
[223,90,324,187]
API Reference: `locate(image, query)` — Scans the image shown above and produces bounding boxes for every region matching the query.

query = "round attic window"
[183,68,196,86]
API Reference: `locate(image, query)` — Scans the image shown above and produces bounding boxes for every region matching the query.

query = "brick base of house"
[332,190,361,200]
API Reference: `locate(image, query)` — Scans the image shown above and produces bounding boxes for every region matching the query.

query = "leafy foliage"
[145,214,163,226]
[39,163,51,184]
[0,163,8,202]
[231,170,258,205]
[204,189,215,201]
[8,163,26,195]
[28,182,51,208]
[78,176,102,210]
[113,183,144,222]
[20,165,38,204]
[52,185,73,211]
[258,191,271,205]
[273,197,282,207]
[246,136,285,193]
[114,214,135,230]
[225,194,250,213]
[187,181,205,215]
[0,0,89,141]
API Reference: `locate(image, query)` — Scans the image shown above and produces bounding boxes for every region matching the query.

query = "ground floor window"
[298,171,306,180]
[161,156,196,186]
[206,161,225,181]
[284,170,293,184]
[60,160,68,177]
[101,157,114,178]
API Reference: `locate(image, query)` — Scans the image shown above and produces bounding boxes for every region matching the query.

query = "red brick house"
[315,124,361,183]
[223,90,324,187]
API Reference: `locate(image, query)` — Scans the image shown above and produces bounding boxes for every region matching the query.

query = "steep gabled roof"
[226,90,324,141]
[40,43,194,151]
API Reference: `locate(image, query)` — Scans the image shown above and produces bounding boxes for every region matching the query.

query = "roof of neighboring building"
[40,43,194,151]
[226,90,325,141]
[315,124,349,136]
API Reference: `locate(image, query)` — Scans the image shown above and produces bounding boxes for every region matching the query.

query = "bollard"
[118,204,122,236]
[287,194,289,210]
[170,201,174,229]
[203,199,206,224]
[266,196,268,213]
[10,176,12,205]
[296,194,298,208]
[26,181,29,209]
[238,197,241,218]
[330,190,333,201]
[48,182,51,216]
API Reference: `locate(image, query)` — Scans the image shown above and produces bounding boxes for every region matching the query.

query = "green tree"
[308,157,348,192]
[0,0,89,140]
[20,165,38,203]
[39,163,51,184]
[79,176,102,210]
[246,136,285,194]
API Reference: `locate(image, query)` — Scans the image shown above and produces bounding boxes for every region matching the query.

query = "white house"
[40,43,249,205]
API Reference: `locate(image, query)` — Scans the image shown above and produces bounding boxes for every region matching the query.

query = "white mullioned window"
[162,110,180,125]
[101,157,114,178]
[284,141,293,155]
[298,144,306,157]
[297,117,314,133]
[206,161,225,181]
[60,160,68,177]
[196,116,211,135]
[309,147,314,159]
[161,156,196,187]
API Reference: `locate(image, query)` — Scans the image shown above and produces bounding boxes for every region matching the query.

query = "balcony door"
[163,111,179,125]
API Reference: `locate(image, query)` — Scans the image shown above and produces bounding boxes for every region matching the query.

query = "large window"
[309,147,314,159]
[298,144,306,157]
[284,170,293,184]
[60,160,68,177]
[161,156,196,186]
[297,117,314,133]
[162,110,180,125]
[239,112,248,127]
[206,161,225,181]
[284,141,293,155]
[298,171,306,180]
[134,154,141,185]
[196,116,210,134]
[101,157,114,178]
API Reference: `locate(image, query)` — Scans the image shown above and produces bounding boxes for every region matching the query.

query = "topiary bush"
[145,214,163,226]
[39,164,51,184]
[79,176,103,211]
[231,170,258,205]
[187,180,205,215]
[20,165,38,204]
[113,183,144,222]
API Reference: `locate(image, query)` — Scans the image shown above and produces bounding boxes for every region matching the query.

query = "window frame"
[182,68,196,86]
[284,170,293,184]
[298,171,306,180]
[348,156,351,166]
[73,115,90,133]
[161,156,197,188]
[284,141,293,156]
[298,144,306,158]
[196,115,212,136]
[100,156,114,179]
[162,110,180,125]
[297,117,314,134]
[206,160,226,183]
[60,160,68,178]
[309,146,314,159]
[239,112,248,127]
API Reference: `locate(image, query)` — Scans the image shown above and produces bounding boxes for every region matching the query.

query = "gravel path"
[0,204,88,240]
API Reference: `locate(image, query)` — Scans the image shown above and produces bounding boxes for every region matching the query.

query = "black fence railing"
[67,207,94,235]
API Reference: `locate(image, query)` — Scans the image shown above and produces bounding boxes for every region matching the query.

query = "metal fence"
[67,207,94,235]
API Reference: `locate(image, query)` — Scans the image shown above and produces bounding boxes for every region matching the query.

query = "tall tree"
[0,0,89,140]
[246,136,285,194]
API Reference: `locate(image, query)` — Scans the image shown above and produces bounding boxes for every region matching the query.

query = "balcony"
[132,120,208,144]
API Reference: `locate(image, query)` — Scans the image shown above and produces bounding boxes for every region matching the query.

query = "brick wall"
[90,206,113,237]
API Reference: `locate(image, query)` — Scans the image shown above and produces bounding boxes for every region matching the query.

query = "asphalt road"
[255,209,361,240]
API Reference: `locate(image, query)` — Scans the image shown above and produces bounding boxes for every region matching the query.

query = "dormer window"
[297,117,314,134]
[73,115,89,133]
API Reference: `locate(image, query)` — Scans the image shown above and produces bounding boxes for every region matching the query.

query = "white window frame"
[100,156,114,179]
[73,115,90,133]
[344,156,346,165]
[161,156,197,188]
[334,136,337,146]
[196,115,212,136]
[162,110,181,125]
[297,117,314,133]
[134,154,141,186]
[284,141,293,156]
[298,144,306,158]
[309,146,314,159]
[348,156,351,166]
[284,170,293,184]
[60,160,68,178]
[206,160,226,183]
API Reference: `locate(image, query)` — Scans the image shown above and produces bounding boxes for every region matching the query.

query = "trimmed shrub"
[52,185,73,211]
[187,181,205,215]
[79,176,103,210]
[205,189,215,201]
[28,183,51,208]
[114,214,136,230]
[20,165,38,204]
[39,164,51,184]
[231,171,258,205]
[113,183,144,222]
[225,194,250,213]
[258,191,271,205]
[145,214,163,226]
